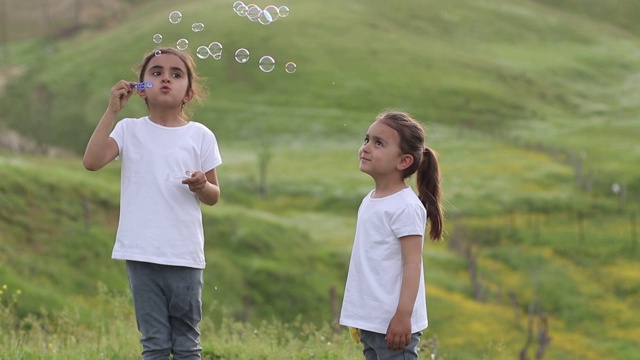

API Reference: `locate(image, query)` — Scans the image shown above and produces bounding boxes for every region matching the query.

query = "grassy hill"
[1,0,640,358]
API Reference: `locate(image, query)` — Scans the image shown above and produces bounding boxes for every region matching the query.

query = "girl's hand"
[385,313,412,351]
[107,80,136,113]
[182,170,207,193]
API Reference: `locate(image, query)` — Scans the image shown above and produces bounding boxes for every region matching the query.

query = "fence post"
[631,212,637,253]
[577,212,585,245]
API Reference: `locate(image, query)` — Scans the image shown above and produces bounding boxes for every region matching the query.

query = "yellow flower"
[1,284,7,290]
[15,290,21,295]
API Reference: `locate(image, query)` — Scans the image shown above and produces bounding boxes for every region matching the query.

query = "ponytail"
[375,110,445,241]
[417,147,444,241]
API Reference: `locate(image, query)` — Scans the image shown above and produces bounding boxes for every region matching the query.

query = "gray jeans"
[360,329,422,360]
[126,261,203,360]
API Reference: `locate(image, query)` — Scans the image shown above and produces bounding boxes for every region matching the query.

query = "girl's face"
[139,53,193,110]
[358,121,406,178]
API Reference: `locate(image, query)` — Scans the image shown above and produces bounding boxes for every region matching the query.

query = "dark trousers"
[126,261,203,360]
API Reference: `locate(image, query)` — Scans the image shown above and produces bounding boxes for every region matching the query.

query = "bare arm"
[182,168,221,206]
[385,234,423,350]
[83,80,135,171]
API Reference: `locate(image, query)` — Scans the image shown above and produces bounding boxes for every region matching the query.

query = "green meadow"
[1,0,639,358]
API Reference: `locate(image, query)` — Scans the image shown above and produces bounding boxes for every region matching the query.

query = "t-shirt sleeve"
[391,203,426,239]
[109,119,126,160]
[201,129,222,172]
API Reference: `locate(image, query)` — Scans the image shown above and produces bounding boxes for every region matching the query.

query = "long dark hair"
[376,110,444,241]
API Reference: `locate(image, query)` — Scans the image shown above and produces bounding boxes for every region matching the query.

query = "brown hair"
[135,47,206,120]
[376,110,444,241]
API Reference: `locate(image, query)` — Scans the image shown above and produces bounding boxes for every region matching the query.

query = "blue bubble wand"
[131,81,153,90]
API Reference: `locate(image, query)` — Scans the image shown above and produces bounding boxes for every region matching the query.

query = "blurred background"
[0,0,639,358]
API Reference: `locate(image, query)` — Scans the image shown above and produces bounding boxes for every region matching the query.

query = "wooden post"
[631,212,638,253]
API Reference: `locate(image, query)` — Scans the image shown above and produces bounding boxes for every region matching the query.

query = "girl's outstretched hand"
[107,80,136,113]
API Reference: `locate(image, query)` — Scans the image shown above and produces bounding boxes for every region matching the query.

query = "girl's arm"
[83,80,134,171]
[385,234,422,350]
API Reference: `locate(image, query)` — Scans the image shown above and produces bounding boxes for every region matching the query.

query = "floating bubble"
[191,23,205,32]
[234,48,250,63]
[263,5,280,22]
[169,11,182,24]
[132,81,153,90]
[259,56,275,72]
[236,5,248,16]
[196,46,210,59]
[285,62,297,73]
[235,4,248,16]
[278,5,290,17]
[176,38,189,50]
[155,50,162,56]
[258,10,273,25]
[208,42,223,57]
[246,5,261,21]
[152,34,163,44]
[232,1,245,12]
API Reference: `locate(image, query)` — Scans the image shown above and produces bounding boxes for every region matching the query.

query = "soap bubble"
[232,1,245,12]
[152,34,163,44]
[196,46,210,59]
[263,5,280,22]
[176,38,189,50]
[208,42,223,58]
[259,56,275,72]
[236,5,248,16]
[155,50,162,56]
[258,10,273,25]
[169,11,182,24]
[246,5,261,21]
[285,62,297,73]
[278,6,290,17]
[191,23,205,32]
[234,48,250,63]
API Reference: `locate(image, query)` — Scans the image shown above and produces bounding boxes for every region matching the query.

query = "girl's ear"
[183,89,194,104]
[397,154,414,171]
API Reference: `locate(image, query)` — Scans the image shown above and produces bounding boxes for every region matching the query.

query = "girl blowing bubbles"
[340,111,444,360]
[83,47,221,360]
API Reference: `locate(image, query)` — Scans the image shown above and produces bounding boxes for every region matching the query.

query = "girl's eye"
[375,141,383,146]
[363,138,369,144]
[172,73,182,78]
[152,71,161,76]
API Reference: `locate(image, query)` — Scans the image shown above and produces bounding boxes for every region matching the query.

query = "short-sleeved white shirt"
[339,187,428,334]
[109,117,222,269]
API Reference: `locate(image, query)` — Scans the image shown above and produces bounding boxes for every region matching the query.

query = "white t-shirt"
[109,117,222,269]
[339,187,428,334]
